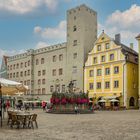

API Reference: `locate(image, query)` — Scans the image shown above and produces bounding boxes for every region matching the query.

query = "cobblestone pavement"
[0,109,140,140]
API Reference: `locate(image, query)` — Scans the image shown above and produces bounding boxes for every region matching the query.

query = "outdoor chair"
[28,114,38,129]
[10,114,21,129]
[7,111,12,125]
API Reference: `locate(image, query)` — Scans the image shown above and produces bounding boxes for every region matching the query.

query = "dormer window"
[97,45,101,51]
[106,43,110,49]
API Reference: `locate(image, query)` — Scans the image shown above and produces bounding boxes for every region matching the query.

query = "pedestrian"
[42,101,46,111]
[6,100,10,111]
[31,103,34,110]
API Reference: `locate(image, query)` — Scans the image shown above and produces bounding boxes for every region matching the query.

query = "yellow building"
[84,31,138,109]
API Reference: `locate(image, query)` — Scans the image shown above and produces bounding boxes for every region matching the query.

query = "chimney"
[115,34,121,44]
[130,43,133,49]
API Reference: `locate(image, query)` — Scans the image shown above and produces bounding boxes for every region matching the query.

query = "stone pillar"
[136,34,140,109]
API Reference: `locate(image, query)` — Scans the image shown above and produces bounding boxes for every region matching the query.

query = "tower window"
[73,40,77,46]
[73,25,77,32]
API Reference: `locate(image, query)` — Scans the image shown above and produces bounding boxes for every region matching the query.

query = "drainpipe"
[136,34,140,109]
[123,56,127,108]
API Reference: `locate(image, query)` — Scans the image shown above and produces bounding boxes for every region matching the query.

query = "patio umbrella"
[0,78,28,127]
[110,99,119,102]
[98,99,106,102]
[0,78,28,95]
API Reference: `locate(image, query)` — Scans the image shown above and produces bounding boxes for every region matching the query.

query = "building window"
[59,54,63,61]
[105,81,110,89]
[59,68,63,75]
[74,16,76,20]
[42,70,46,75]
[38,71,41,76]
[55,85,60,92]
[25,62,27,67]
[73,25,77,31]
[42,88,45,94]
[10,65,12,70]
[89,83,94,90]
[28,60,30,66]
[16,63,19,69]
[13,73,15,78]
[97,69,101,76]
[16,72,19,77]
[93,57,97,64]
[53,55,56,62]
[89,70,94,77]
[101,56,105,62]
[28,70,30,76]
[42,79,45,85]
[106,43,110,49]
[36,59,39,65]
[110,54,114,61]
[13,64,15,69]
[24,81,26,85]
[27,80,30,85]
[50,86,54,92]
[73,53,77,59]
[24,71,27,76]
[10,73,12,78]
[97,45,101,51]
[105,68,110,75]
[20,63,23,68]
[41,58,45,64]
[38,79,41,85]
[52,69,56,76]
[72,66,77,73]
[20,71,23,77]
[114,66,119,74]
[114,81,119,88]
[97,82,101,89]
[38,89,41,94]
[73,40,77,46]
[62,85,65,92]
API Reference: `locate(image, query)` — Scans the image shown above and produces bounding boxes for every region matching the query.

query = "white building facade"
[3,5,97,100]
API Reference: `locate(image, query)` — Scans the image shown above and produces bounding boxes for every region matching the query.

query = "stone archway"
[129,97,135,107]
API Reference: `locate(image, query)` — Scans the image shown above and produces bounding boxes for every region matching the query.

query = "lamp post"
[0,83,2,127]
[136,34,140,109]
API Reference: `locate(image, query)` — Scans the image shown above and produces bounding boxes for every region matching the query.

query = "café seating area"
[7,110,38,129]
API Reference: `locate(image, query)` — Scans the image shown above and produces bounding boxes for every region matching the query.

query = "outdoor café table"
[16,112,33,128]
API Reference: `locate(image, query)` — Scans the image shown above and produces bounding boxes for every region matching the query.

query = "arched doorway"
[129,97,135,107]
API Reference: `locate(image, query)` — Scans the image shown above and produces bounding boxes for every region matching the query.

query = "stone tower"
[136,33,140,109]
[66,4,97,90]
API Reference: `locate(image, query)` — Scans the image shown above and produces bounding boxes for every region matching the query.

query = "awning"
[0,78,28,95]
[103,95,120,100]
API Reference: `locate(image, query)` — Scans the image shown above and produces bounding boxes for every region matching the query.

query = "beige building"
[3,4,97,100]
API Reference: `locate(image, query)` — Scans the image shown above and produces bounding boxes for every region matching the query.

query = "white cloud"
[99,4,140,51]
[0,48,24,59]
[106,4,140,30]
[35,41,49,49]
[34,20,66,40]
[0,0,58,15]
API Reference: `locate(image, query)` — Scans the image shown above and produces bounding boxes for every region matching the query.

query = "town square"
[0,0,140,140]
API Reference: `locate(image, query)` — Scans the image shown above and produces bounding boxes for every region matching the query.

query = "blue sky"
[0,0,140,63]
